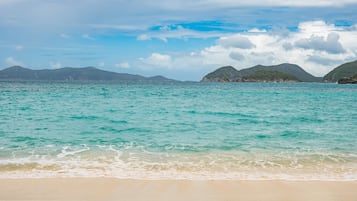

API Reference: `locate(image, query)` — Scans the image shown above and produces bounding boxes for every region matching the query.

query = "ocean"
[0,81,356,180]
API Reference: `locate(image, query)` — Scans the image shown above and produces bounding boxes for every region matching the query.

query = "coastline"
[0,178,356,201]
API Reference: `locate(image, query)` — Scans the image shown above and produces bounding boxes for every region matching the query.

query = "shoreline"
[0,172,357,182]
[1,175,357,181]
[0,178,356,201]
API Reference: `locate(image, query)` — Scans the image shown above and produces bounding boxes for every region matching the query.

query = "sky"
[1,0,357,81]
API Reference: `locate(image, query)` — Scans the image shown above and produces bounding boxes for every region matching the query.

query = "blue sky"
[1,0,357,80]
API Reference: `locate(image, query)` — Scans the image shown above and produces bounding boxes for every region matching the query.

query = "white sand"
[0,178,356,201]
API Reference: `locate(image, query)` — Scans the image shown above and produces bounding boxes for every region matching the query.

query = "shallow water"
[0,81,356,180]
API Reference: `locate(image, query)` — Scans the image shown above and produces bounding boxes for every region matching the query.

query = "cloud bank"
[135,20,357,78]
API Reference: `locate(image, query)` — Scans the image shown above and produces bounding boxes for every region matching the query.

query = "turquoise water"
[0,81,356,180]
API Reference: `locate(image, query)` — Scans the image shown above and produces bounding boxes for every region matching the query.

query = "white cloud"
[297,20,339,34]
[137,20,357,78]
[137,34,151,41]
[132,51,213,80]
[248,28,267,33]
[115,62,130,69]
[307,55,340,65]
[125,19,357,80]
[229,52,245,61]
[5,56,23,66]
[0,1,356,42]
[282,42,293,50]
[50,61,61,69]
[295,32,345,54]
[143,53,172,68]
[217,35,256,49]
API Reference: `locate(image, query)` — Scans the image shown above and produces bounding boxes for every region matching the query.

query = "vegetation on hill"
[201,63,319,82]
[201,66,241,82]
[0,66,176,82]
[239,64,320,82]
[242,70,300,82]
[323,60,357,82]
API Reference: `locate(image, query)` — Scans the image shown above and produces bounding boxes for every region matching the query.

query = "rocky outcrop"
[337,75,357,84]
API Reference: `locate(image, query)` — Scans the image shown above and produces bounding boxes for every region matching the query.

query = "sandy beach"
[0,178,356,201]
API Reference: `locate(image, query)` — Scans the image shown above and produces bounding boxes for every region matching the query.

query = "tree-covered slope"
[323,60,357,82]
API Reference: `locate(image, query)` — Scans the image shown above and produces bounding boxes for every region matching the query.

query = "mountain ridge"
[201,63,321,82]
[0,66,177,82]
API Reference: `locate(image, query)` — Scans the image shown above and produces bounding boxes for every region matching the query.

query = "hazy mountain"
[201,63,321,82]
[0,66,176,82]
[323,60,357,82]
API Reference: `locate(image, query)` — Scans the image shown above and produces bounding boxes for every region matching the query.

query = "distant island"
[323,61,357,84]
[201,63,320,82]
[202,61,357,84]
[1,61,356,84]
[0,66,176,82]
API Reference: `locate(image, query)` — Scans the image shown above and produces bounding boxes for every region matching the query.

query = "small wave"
[1,149,356,180]
[11,136,37,142]
[0,162,60,172]
[109,120,128,124]
[57,145,90,158]
[187,110,256,119]
[70,115,100,120]
[291,116,324,123]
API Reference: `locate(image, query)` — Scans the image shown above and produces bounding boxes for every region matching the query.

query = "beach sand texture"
[0,179,356,201]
